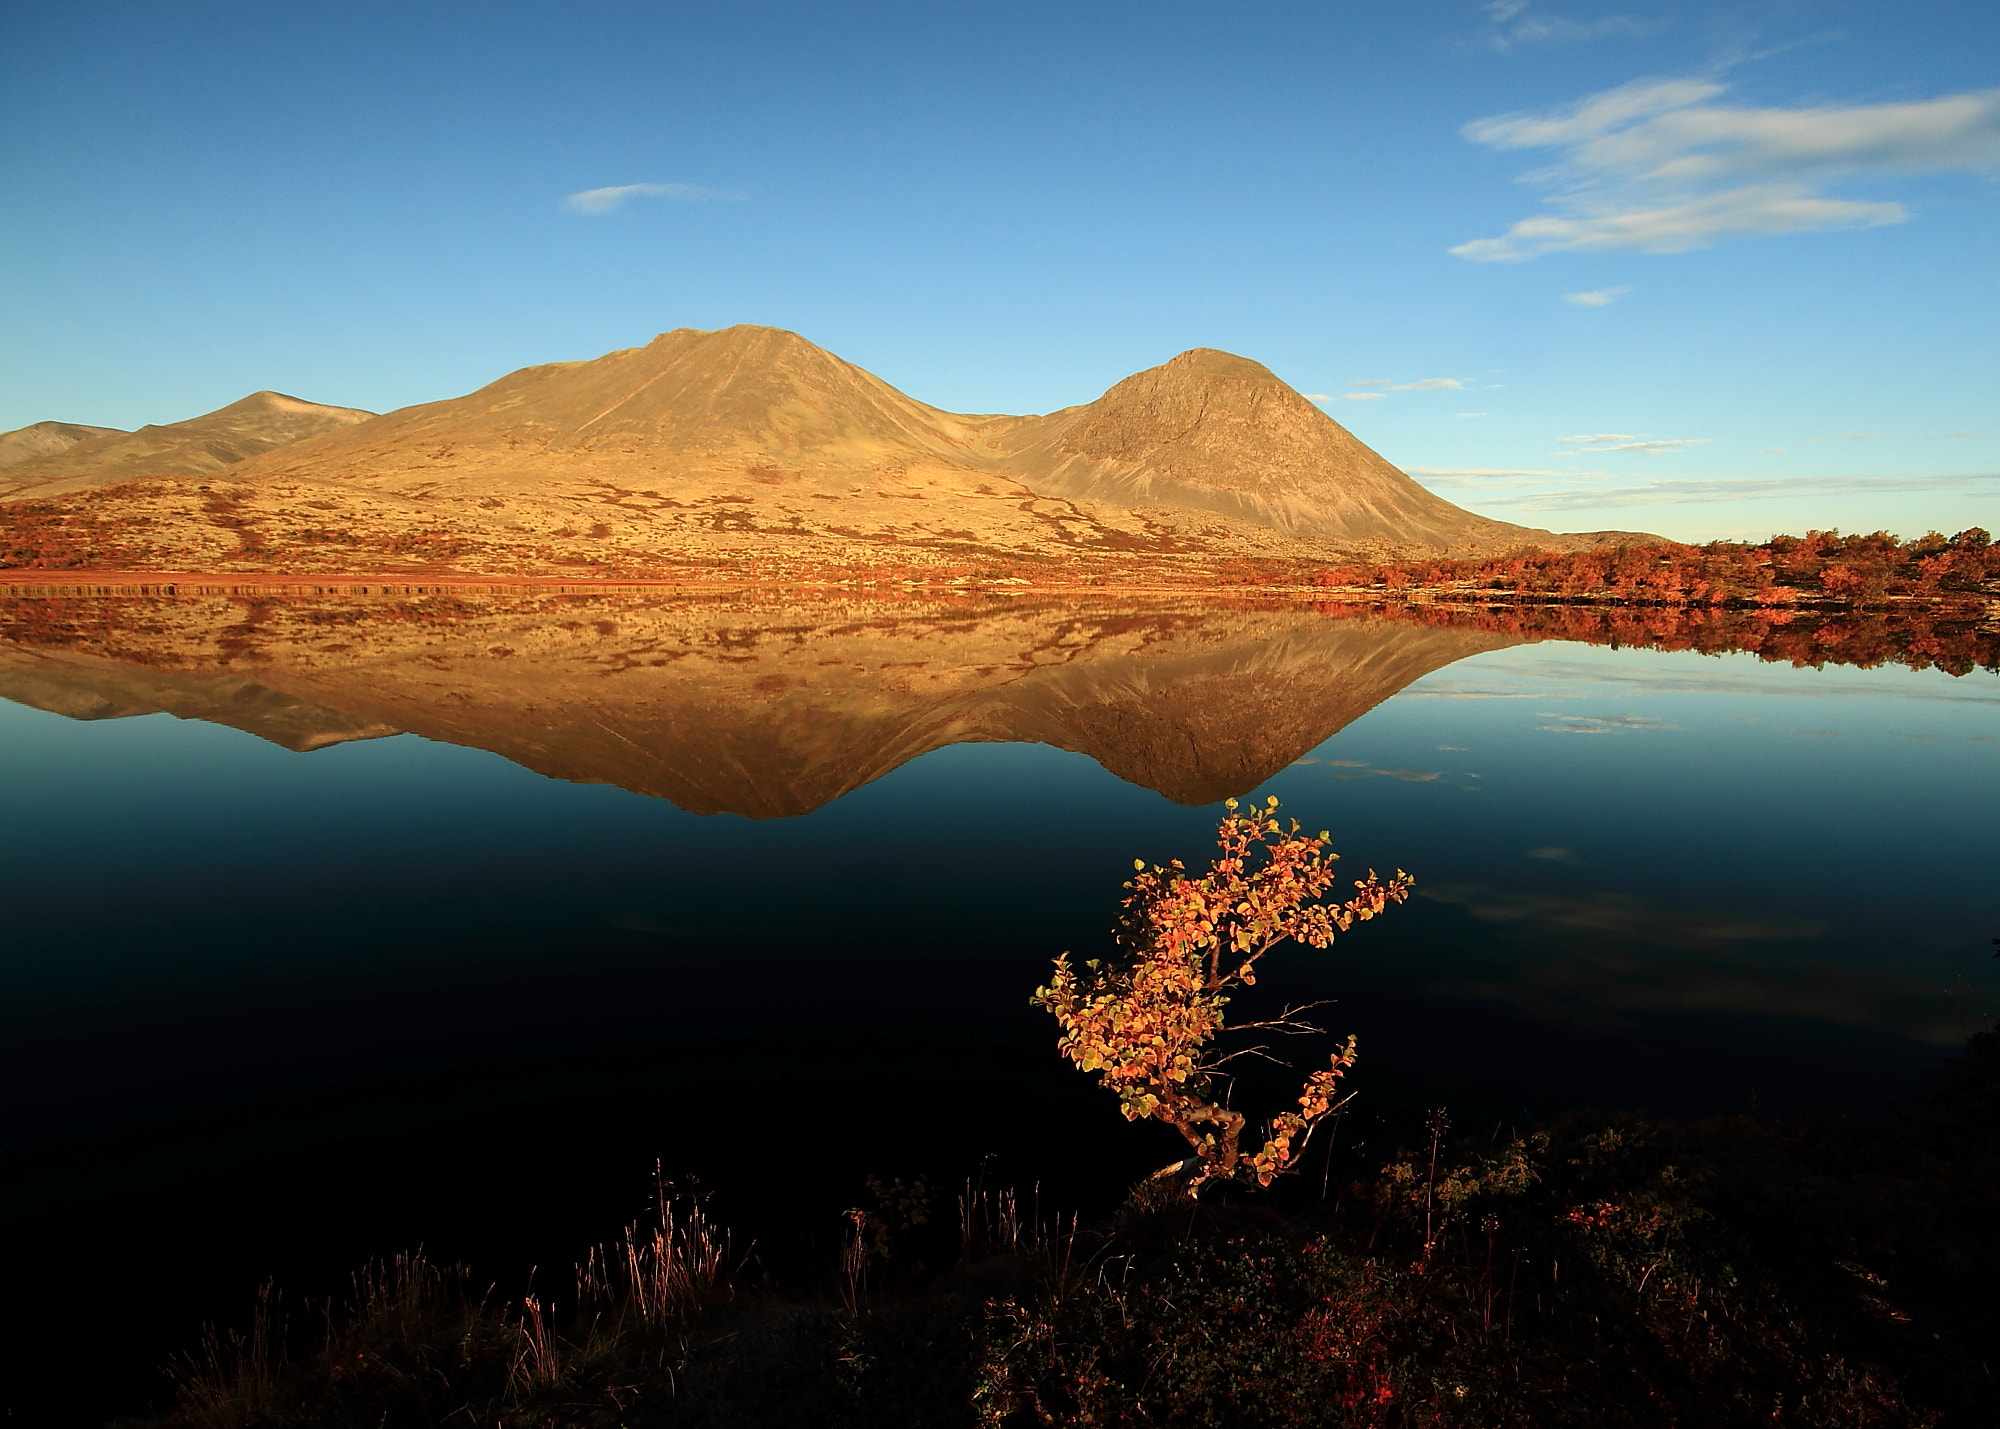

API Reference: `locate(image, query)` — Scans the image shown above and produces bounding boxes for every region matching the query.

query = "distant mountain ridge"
[0,421,128,470]
[0,391,375,499]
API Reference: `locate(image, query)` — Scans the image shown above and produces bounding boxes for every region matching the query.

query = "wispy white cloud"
[1475,1,1663,54]
[1480,470,2000,510]
[1303,393,1333,403]
[1559,433,1710,454]
[1407,466,1602,484]
[1452,78,2000,260]
[1336,376,1465,400]
[1343,392,1388,401]
[1565,285,1631,305]
[1455,411,1490,419]
[562,182,741,215]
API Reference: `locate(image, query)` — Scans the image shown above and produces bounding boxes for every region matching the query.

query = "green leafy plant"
[1033,796,1412,1196]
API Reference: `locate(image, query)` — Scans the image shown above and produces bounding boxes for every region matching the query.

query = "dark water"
[0,596,1994,1423]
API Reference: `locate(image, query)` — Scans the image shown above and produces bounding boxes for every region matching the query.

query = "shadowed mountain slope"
[0,392,375,499]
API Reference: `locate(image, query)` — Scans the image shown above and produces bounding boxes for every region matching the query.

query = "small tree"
[1033,797,1413,1196]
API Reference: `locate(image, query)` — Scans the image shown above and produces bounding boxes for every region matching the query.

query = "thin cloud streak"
[1559,434,1710,455]
[1407,466,1600,483]
[1452,79,2000,260]
[1475,1,1663,54]
[562,182,742,215]
[1481,471,2000,510]
[1566,286,1631,305]
[1392,376,1466,391]
[1337,377,1464,400]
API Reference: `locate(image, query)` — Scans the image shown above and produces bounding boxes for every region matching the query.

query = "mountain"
[288,324,1011,466]
[990,347,1525,549]
[0,421,128,470]
[0,391,375,499]
[0,592,1522,816]
[0,328,1648,571]
[225,326,1603,555]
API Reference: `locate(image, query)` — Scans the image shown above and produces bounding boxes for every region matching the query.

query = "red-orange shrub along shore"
[1300,527,2000,606]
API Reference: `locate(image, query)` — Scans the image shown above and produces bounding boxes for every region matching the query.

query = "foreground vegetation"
[131,1030,1997,1429]
[134,801,1997,1427]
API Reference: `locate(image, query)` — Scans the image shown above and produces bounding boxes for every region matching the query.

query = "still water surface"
[0,595,1993,1419]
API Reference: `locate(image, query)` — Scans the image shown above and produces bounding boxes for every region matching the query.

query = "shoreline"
[0,567,1993,620]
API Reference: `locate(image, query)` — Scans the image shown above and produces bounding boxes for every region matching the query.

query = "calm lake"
[0,591,1994,1422]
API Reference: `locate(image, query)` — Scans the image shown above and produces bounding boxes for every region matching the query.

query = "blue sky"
[2,0,1994,542]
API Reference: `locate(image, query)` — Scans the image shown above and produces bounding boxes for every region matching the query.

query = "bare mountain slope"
[3,327,1645,570]
[0,391,375,499]
[243,326,1013,488]
[0,421,127,470]
[231,326,1595,555]
[992,348,1535,551]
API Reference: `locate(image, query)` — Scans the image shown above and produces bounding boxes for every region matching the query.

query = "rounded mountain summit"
[233,325,1600,555]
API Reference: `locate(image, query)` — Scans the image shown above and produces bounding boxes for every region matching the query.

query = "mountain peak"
[295,322,986,465]
[1158,347,1282,383]
[992,346,1534,549]
[203,391,375,424]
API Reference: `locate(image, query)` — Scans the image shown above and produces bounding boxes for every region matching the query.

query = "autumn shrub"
[1034,798,1412,1196]
[1317,527,2000,610]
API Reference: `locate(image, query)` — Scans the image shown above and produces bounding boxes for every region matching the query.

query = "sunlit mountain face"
[0,328,1640,578]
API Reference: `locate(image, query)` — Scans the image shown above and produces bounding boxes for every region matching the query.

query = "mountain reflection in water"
[0,593,1527,814]
[9,591,1991,815]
